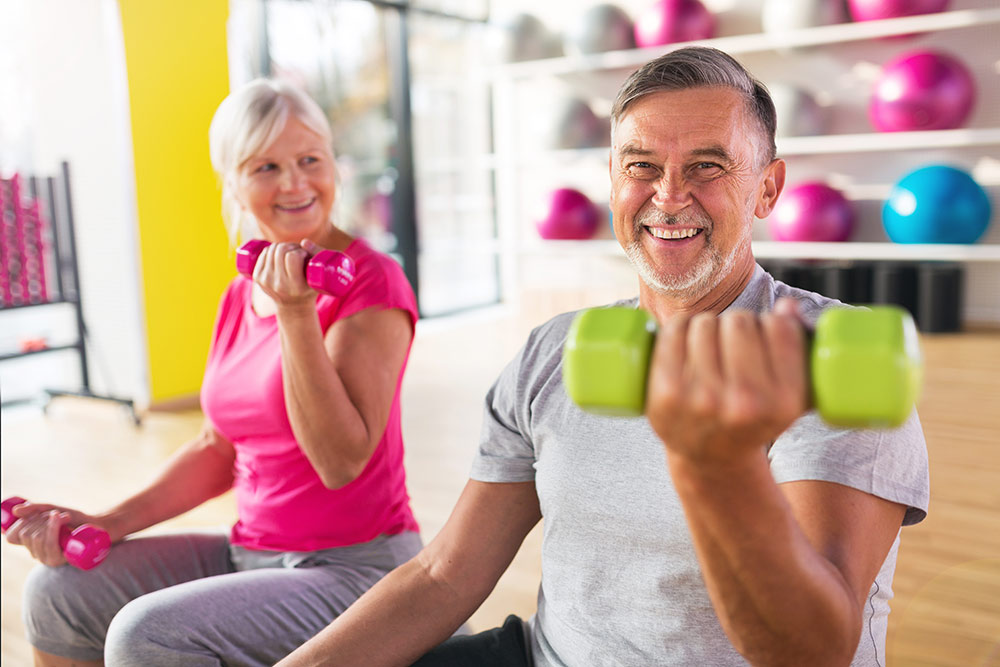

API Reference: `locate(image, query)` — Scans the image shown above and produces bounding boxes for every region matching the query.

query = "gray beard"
[623,209,749,299]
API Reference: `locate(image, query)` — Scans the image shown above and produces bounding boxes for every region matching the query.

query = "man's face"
[609,87,782,304]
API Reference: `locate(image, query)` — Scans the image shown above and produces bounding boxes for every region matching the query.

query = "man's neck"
[638,260,756,323]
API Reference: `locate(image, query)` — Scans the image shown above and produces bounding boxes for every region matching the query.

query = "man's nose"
[651,173,692,214]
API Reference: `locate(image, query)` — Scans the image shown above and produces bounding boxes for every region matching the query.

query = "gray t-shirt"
[471,265,930,666]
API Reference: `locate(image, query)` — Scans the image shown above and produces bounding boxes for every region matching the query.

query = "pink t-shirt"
[201,239,420,551]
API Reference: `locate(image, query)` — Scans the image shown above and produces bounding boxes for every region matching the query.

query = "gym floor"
[2,300,999,666]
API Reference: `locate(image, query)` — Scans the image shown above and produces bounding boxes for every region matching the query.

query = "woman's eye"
[254,163,276,174]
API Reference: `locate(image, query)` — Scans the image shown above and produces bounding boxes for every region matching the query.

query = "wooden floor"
[2,304,998,666]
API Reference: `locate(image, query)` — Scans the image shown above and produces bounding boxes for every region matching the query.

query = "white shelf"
[417,128,1000,174]
[752,242,1000,262]
[520,240,1000,263]
[778,128,1000,156]
[490,8,1000,80]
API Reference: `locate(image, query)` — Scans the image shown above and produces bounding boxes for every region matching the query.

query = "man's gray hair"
[611,46,777,165]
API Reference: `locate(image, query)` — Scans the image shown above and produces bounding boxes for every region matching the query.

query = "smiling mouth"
[275,198,316,212]
[646,226,703,240]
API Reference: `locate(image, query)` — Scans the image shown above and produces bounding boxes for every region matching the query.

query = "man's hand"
[646,298,809,465]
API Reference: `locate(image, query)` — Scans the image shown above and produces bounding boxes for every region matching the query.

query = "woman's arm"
[7,420,235,564]
[254,240,413,489]
[95,419,237,539]
[276,303,412,489]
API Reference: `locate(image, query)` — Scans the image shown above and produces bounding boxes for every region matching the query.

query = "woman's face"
[235,116,337,244]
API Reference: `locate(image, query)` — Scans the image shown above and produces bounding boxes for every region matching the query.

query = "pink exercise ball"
[634,0,715,48]
[847,0,949,22]
[769,182,855,243]
[869,50,975,132]
[535,188,601,240]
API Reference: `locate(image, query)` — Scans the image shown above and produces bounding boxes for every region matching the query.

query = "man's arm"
[648,304,907,665]
[669,456,905,665]
[276,480,542,667]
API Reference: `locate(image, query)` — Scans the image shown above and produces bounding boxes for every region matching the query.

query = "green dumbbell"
[562,305,923,429]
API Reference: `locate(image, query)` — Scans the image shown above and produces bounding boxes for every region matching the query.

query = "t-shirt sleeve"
[768,410,930,526]
[469,330,551,483]
[318,246,418,331]
[205,278,243,367]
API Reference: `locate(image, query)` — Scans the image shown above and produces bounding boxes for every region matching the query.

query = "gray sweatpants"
[22,530,422,666]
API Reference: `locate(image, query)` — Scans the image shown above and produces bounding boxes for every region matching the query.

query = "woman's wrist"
[275,299,318,322]
[91,508,135,543]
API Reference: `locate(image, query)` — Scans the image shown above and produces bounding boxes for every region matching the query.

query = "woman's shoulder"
[319,238,416,322]
[343,239,413,297]
[218,275,252,314]
[345,239,405,279]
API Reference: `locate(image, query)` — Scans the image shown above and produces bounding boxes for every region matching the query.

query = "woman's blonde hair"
[208,78,335,246]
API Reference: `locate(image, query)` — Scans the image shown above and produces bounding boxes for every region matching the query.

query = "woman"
[5,78,422,666]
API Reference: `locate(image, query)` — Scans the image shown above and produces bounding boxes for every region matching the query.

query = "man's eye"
[626,162,658,177]
[692,162,724,177]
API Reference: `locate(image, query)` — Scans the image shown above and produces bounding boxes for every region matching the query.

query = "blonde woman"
[6,79,422,666]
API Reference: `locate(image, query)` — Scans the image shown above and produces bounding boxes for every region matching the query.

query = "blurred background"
[1,1,998,665]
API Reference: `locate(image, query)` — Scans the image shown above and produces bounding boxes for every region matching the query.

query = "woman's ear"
[755,158,786,219]
[228,174,248,210]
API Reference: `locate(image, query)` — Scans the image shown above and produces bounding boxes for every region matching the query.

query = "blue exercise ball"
[882,165,992,243]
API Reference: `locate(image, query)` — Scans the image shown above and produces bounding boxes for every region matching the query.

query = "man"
[278,46,929,667]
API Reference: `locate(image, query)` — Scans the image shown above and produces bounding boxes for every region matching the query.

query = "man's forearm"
[668,451,860,666]
[276,551,480,667]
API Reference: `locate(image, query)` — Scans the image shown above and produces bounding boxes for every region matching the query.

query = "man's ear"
[754,158,786,219]
[608,150,615,205]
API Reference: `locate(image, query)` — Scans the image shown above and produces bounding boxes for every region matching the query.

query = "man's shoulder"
[526,296,640,350]
[750,266,851,327]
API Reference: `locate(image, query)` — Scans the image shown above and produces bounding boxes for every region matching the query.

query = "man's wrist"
[666,447,770,493]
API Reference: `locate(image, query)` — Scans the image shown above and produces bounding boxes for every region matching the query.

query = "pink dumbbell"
[1,496,111,571]
[236,240,356,297]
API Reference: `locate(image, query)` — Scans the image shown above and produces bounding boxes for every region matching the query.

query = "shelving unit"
[486,4,1000,324]
[489,7,1000,79]
[0,162,139,423]
[520,239,1000,262]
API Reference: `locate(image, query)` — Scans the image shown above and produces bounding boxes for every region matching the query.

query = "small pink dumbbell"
[236,240,356,298]
[1,496,111,571]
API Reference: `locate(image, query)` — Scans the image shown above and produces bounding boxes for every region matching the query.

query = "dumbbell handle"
[562,305,923,429]
[1,496,111,570]
[236,240,356,297]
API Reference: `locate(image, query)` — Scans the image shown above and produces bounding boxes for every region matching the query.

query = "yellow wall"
[118,1,232,403]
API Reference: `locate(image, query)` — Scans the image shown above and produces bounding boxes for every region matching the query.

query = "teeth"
[648,227,700,240]
[277,199,314,210]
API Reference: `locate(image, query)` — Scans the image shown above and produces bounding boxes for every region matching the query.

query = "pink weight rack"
[0,162,138,423]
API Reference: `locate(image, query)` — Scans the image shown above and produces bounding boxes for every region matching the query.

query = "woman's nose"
[279,165,305,191]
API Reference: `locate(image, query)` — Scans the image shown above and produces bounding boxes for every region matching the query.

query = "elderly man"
[278,46,929,667]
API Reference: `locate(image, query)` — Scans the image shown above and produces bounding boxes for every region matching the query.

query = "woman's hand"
[646,298,810,467]
[251,239,319,308]
[4,501,103,567]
